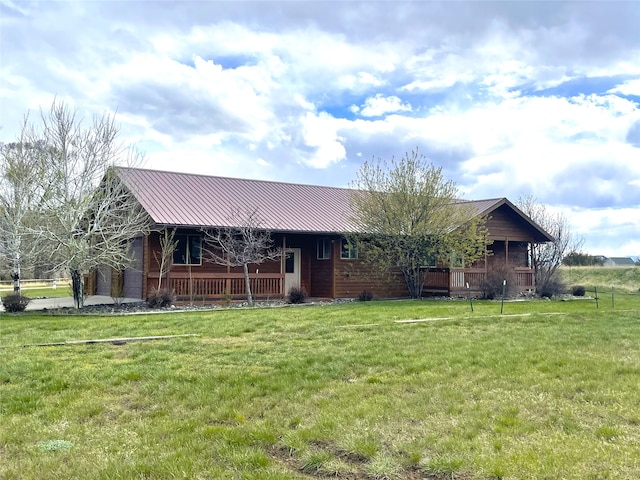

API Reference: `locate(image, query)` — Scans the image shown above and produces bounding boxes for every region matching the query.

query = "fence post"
[500,280,506,314]
[611,286,614,309]
[594,286,599,309]
[466,282,473,313]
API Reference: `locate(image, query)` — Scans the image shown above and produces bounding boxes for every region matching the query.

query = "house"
[90,168,553,301]
[603,257,636,267]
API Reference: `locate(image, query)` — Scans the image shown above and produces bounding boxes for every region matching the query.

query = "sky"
[1,1,639,258]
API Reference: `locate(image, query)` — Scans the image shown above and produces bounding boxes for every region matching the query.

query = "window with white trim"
[340,238,358,259]
[424,253,437,268]
[317,238,331,260]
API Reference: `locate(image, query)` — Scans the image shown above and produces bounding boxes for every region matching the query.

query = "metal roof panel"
[119,167,356,232]
[118,168,553,242]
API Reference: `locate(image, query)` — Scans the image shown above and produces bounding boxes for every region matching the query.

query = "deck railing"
[150,272,284,300]
[513,267,535,290]
[451,268,486,289]
[423,267,535,296]
[149,267,536,300]
[422,268,449,292]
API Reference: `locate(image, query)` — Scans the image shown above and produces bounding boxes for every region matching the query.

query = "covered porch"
[423,266,535,297]
[423,236,537,297]
[141,231,307,302]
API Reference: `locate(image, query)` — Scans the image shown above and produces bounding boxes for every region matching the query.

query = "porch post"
[281,236,286,295]
[332,238,336,299]
[143,234,150,300]
[529,237,534,268]
[505,236,509,265]
[530,236,535,291]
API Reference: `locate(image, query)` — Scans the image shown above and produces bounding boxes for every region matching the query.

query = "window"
[285,251,295,273]
[450,252,464,268]
[173,234,202,265]
[340,238,358,259]
[317,238,331,260]
[424,253,437,268]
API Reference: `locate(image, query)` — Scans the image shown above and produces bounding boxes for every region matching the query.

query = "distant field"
[0,280,72,299]
[1,296,639,479]
[560,266,639,293]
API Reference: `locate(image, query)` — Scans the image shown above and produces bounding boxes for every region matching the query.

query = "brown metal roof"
[118,167,356,233]
[117,167,553,241]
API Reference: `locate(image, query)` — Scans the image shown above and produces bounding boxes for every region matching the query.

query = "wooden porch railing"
[513,267,535,290]
[451,268,486,289]
[423,267,535,296]
[422,268,449,293]
[150,272,285,299]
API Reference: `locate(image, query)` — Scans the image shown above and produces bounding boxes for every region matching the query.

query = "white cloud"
[1,1,639,255]
[336,91,640,210]
[563,206,640,257]
[300,112,347,168]
[608,78,640,96]
[355,94,412,117]
[357,72,384,87]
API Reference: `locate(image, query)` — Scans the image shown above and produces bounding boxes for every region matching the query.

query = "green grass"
[1,281,72,299]
[560,266,640,293]
[1,295,639,479]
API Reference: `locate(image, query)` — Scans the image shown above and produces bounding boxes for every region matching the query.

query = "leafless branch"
[6,99,151,307]
[152,228,178,290]
[201,207,281,305]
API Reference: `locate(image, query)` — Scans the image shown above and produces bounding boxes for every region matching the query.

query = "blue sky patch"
[523,75,636,98]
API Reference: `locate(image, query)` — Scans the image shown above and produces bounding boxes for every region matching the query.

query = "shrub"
[220,290,232,306]
[539,277,566,298]
[357,290,373,301]
[1,293,31,313]
[287,286,306,304]
[479,262,517,300]
[572,285,586,297]
[147,288,176,308]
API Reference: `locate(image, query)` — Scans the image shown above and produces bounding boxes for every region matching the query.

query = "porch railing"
[150,272,285,299]
[513,267,535,290]
[423,267,535,295]
[451,268,486,289]
[422,268,449,293]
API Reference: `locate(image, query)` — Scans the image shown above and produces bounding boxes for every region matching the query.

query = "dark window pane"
[189,236,201,264]
[173,235,188,265]
[285,252,295,273]
[341,239,357,259]
[317,239,330,259]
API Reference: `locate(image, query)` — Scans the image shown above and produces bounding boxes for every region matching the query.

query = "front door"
[284,248,301,293]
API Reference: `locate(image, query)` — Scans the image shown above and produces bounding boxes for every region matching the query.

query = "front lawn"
[1,296,639,479]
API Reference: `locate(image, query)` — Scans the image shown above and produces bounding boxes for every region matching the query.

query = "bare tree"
[201,208,281,306]
[153,227,178,291]
[517,194,581,295]
[16,100,151,308]
[349,149,489,298]
[0,120,53,294]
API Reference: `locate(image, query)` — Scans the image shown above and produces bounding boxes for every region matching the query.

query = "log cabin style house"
[90,168,553,301]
